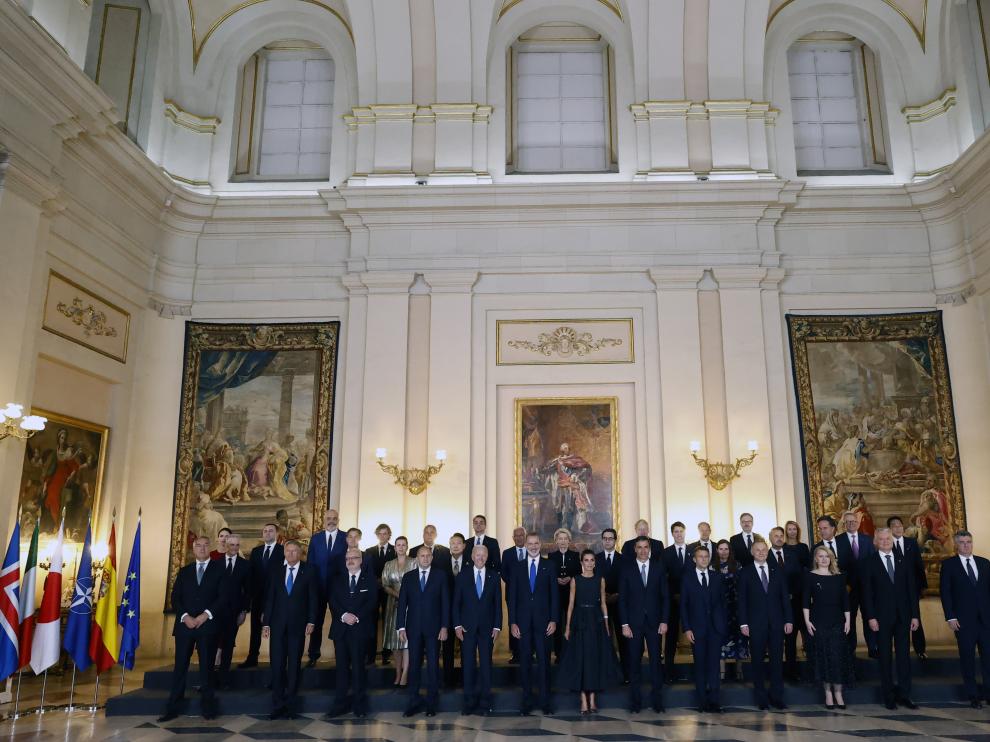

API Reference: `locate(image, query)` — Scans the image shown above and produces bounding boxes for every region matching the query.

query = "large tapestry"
[515,398,619,551]
[166,322,339,610]
[787,312,965,591]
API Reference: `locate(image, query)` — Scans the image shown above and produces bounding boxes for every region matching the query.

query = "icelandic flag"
[30,517,64,674]
[63,522,93,671]
[117,517,140,670]
[0,522,20,682]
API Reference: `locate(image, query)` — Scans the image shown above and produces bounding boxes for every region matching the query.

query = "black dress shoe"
[708,703,722,713]
[758,703,769,711]
[652,703,666,713]
[237,659,258,669]
[157,712,178,723]
[268,708,286,721]
[202,711,217,721]
[629,704,641,714]
[425,709,437,717]
[519,707,532,716]
[543,706,554,715]
[771,700,788,710]
[917,652,928,660]
[884,701,897,710]
[696,705,708,713]
[305,658,319,668]
[899,698,919,710]
[355,710,368,718]
[970,699,983,709]
[402,708,419,718]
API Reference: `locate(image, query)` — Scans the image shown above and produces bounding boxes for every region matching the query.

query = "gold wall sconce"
[375,448,446,495]
[0,403,46,442]
[689,440,759,491]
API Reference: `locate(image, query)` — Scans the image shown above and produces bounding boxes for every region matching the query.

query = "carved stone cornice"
[935,285,974,306]
[149,298,192,319]
[423,271,479,294]
[648,267,705,291]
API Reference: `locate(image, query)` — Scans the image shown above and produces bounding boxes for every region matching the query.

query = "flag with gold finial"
[89,515,118,672]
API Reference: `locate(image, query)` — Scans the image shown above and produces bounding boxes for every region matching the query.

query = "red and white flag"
[30,519,63,674]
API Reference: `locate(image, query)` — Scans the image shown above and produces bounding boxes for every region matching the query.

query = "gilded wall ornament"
[507,326,622,359]
[56,297,119,338]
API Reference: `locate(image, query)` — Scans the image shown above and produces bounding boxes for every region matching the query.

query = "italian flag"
[89,521,118,672]
[30,519,63,674]
[17,522,38,670]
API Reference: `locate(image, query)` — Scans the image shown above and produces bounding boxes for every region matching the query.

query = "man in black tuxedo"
[216,533,252,689]
[548,528,580,663]
[412,524,452,574]
[769,526,805,681]
[621,519,664,561]
[364,523,396,665]
[453,544,503,715]
[501,526,528,664]
[443,533,469,686]
[687,521,715,559]
[509,532,559,715]
[837,510,877,658]
[661,521,690,680]
[327,548,378,718]
[619,536,669,713]
[681,545,727,713]
[240,523,283,668]
[889,516,928,658]
[941,530,990,708]
[305,509,346,667]
[729,513,760,568]
[397,545,450,717]
[595,528,626,680]
[738,540,793,710]
[263,540,319,719]
[159,537,232,722]
[860,527,920,709]
[468,514,502,573]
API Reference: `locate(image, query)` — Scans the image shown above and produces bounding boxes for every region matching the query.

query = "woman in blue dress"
[715,539,749,681]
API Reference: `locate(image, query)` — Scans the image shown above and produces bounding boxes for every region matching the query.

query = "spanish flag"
[89,519,118,672]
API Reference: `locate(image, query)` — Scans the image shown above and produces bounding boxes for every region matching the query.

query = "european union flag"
[118,518,140,670]
[63,522,93,671]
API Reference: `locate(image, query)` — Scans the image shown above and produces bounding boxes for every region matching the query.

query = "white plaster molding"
[423,271,479,293]
[648,267,705,290]
[902,88,957,124]
[149,298,192,319]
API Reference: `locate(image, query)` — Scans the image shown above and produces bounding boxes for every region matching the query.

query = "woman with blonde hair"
[803,546,852,709]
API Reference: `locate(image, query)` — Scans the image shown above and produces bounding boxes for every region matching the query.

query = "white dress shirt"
[325,528,339,550]
[180,560,215,622]
[960,554,979,580]
[695,568,709,586]
[636,558,650,581]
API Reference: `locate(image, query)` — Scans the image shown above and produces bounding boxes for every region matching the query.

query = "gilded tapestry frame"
[787,311,965,592]
[514,397,620,550]
[165,321,339,611]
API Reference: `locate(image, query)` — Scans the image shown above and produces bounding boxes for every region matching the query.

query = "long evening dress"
[803,572,853,684]
[559,574,622,692]
[381,557,417,650]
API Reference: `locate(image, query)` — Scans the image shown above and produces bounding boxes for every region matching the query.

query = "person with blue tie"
[681,545,728,713]
[509,532,559,716]
[940,530,990,708]
[501,526,528,664]
[326,548,378,718]
[397,545,450,717]
[453,544,503,715]
[305,509,346,667]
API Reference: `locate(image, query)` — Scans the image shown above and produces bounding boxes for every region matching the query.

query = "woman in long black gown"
[803,545,853,709]
[560,549,621,713]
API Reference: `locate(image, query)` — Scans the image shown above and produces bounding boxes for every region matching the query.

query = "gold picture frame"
[514,397,620,552]
[42,271,131,363]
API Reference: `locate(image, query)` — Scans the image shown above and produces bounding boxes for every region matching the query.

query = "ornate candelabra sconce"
[375,448,446,495]
[689,440,759,491]
[0,402,46,442]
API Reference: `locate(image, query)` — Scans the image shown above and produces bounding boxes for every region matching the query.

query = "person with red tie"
[940,530,990,708]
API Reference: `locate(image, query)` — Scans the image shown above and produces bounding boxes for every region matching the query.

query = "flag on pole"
[30,517,64,674]
[18,520,39,669]
[0,521,20,682]
[89,518,118,672]
[63,521,93,671]
[117,515,140,669]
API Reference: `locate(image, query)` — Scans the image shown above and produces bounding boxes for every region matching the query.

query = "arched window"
[786,33,890,174]
[507,22,616,174]
[232,41,335,180]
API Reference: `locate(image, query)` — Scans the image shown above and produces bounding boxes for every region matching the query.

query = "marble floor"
[2,703,990,741]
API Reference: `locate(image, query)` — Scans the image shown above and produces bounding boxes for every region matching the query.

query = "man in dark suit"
[397,545,450,717]
[216,533,252,689]
[838,511,877,657]
[453,544,503,715]
[687,521,715,559]
[860,527,920,709]
[940,530,990,708]
[327,528,373,585]
[621,519,664,561]
[738,540,793,710]
[240,523,283,668]
[468,514,502,573]
[548,528,580,663]
[661,521,690,681]
[890,516,928,658]
[263,540,320,719]
[412,524,452,574]
[508,532,559,716]
[326,548,378,718]
[769,526,805,681]
[729,513,760,568]
[681,545,727,713]
[364,523,396,665]
[595,528,626,680]
[619,536,669,713]
[501,526,528,664]
[443,533,469,686]
[159,537,231,722]
[304,509,346,667]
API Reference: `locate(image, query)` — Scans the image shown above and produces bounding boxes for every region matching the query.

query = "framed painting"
[514,397,619,552]
[17,409,108,549]
[166,322,340,610]
[787,312,965,592]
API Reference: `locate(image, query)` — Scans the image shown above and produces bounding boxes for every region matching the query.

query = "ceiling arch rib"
[768,0,927,50]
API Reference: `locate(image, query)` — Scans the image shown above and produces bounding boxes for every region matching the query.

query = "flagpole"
[11,669,22,720]
[119,663,125,696]
[36,669,47,714]
[89,671,100,712]
[66,663,77,711]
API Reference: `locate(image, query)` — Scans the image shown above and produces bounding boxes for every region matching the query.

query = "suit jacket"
[594,551,624,595]
[264,561,321,634]
[219,554,252,615]
[770,544,804,596]
[687,540,716,560]
[814,537,856,588]
[896,536,927,591]
[466,535,502,573]
[737,562,793,634]
[397,566,450,637]
[452,566,503,634]
[171,559,231,636]
[837,531,875,575]
[328,569,379,640]
[501,544,528,585]
[328,551,373,587]
[730,532,760,567]
[364,542,397,579]
[661,544,690,595]
[411,543,452,574]
[621,537,664,562]
[940,554,990,632]
[860,551,919,627]
[618,558,669,631]
[447,553,472,586]
[249,542,284,602]
[508,555,560,630]
[307,529,347,587]
[548,549,581,584]
[680,567,727,638]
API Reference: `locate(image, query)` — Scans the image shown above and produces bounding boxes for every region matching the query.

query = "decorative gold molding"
[163,168,211,187]
[508,326,623,359]
[497,318,634,365]
[631,100,777,124]
[499,0,621,21]
[42,270,130,363]
[56,297,119,338]
[768,0,926,50]
[164,98,221,134]
[902,88,957,124]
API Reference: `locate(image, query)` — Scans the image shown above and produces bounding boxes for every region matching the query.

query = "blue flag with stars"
[117,518,140,670]
[63,522,93,671]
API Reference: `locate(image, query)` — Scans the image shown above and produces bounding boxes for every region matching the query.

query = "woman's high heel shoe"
[825,702,835,710]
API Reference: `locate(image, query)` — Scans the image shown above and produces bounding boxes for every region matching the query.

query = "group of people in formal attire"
[158,508,990,722]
